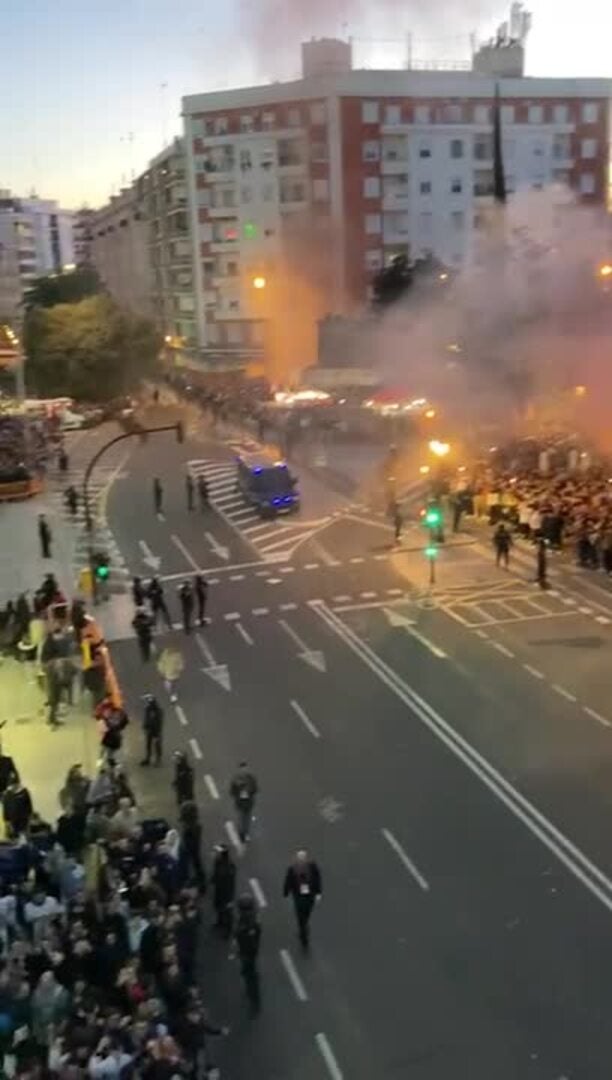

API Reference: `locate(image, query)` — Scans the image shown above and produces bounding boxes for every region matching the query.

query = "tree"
[23,294,161,402]
[23,267,102,311]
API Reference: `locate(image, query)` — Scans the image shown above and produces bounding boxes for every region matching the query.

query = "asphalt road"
[101,423,612,1079]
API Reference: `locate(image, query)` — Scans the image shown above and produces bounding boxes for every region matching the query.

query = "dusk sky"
[1,0,611,210]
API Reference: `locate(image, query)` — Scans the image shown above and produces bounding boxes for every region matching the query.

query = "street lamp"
[252,275,267,290]
[598,263,612,279]
[429,439,450,458]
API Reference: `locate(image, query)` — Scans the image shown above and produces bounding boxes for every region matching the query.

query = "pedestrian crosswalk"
[187,457,331,562]
[47,464,130,592]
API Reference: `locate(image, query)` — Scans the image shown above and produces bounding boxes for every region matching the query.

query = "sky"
[1,0,611,210]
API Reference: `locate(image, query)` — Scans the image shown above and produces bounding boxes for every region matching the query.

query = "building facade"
[73,207,95,266]
[0,193,62,323]
[90,186,152,318]
[182,41,611,354]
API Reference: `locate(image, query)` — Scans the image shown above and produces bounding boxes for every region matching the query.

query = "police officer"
[64,486,79,519]
[194,574,208,626]
[148,577,172,630]
[536,536,549,589]
[178,581,194,634]
[132,607,153,662]
[211,844,237,939]
[132,576,146,608]
[229,762,258,843]
[233,893,261,1010]
[283,848,322,949]
[186,472,195,512]
[389,499,403,544]
[153,477,164,516]
[493,522,512,569]
[197,475,209,511]
[172,750,194,807]
[141,694,163,766]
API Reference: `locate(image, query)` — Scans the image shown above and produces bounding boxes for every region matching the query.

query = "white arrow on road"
[195,633,232,691]
[205,530,230,561]
[278,618,326,672]
[383,607,447,659]
[139,539,161,571]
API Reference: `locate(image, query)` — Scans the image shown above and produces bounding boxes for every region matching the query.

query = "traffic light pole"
[428,552,436,586]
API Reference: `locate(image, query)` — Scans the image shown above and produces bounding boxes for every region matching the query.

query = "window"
[221,188,235,207]
[580,173,595,194]
[288,107,301,127]
[503,139,515,158]
[385,104,401,126]
[501,105,515,124]
[419,211,433,235]
[582,102,599,123]
[226,261,238,277]
[227,323,242,345]
[262,112,275,130]
[241,185,252,204]
[365,213,382,235]
[418,141,431,159]
[553,169,570,185]
[532,141,545,157]
[581,138,597,158]
[214,117,228,135]
[450,138,463,159]
[363,176,381,198]
[310,102,327,125]
[310,141,328,162]
[451,210,464,230]
[365,250,383,271]
[362,140,380,162]
[553,133,571,160]
[528,104,543,124]
[240,115,254,133]
[419,180,432,195]
[473,172,494,196]
[313,178,329,201]
[414,105,430,124]
[553,104,569,124]
[362,101,379,123]
[262,183,275,202]
[474,134,492,161]
[474,105,490,125]
[441,104,463,123]
[207,322,219,344]
[450,178,462,194]
[239,149,252,172]
[196,189,210,207]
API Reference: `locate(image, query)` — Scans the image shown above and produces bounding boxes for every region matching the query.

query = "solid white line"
[175,705,188,727]
[290,699,321,739]
[381,827,430,891]
[171,534,201,572]
[583,705,611,728]
[249,877,268,909]
[225,820,243,854]
[204,774,220,799]
[315,1033,344,1080]
[279,949,308,1002]
[490,641,514,658]
[523,663,545,680]
[311,600,612,915]
[189,737,203,761]
[195,633,215,666]
[278,617,309,650]
[236,622,254,645]
[552,683,577,703]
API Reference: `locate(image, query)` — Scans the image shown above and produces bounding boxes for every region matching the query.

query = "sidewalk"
[0,494,78,606]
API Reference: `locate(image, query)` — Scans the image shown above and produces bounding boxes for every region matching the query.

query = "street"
[101,422,612,1078]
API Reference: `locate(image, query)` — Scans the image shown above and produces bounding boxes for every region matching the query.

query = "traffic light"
[424,505,442,528]
[425,543,438,559]
[93,551,110,581]
[244,221,257,239]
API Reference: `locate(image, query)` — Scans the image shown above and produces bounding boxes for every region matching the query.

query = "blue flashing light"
[253,466,263,474]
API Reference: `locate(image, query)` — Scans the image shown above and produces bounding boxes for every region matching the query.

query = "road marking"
[236,622,254,645]
[281,566,295,574]
[523,663,545,680]
[249,877,268,909]
[266,577,282,585]
[171,534,201,572]
[279,602,298,611]
[490,641,514,658]
[139,539,161,571]
[310,539,340,567]
[579,606,593,615]
[386,588,403,596]
[333,595,352,603]
[315,1034,344,1080]
[256,570,269,577]
[381,827,430,891]
[475,629,489,639]
[205,530,230,561]
[552,683,577,703]
[252,606,270,616]
[373,552,389,561]
[225,820,244,854]
[561,596,576,605]
[596,615,611,625]
[230,574,245,581]
[360,591,377,599]
[350,556,365,564]
[279,949,308,1002]
[189,737,203,761]
[175,705,188,727]
[224,612,241,621]
[304,562,319,570]
[160,558,279,581]
[195,633,215,666]
[311,600,612,915]
[290,699,321,739]
[384,608,447,659]
[204,774,220,799]
[279,618,326,672]
[583,705,611,728]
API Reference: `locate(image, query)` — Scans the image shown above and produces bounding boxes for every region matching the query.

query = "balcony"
[279,198,308,213]
[210,238,240,254]
[278,156,306,176]
[382,227,410,246]
[208,205,237,219]
[382,191,410,211]
[381,155,409,175]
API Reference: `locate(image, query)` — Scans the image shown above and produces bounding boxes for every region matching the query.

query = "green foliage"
[23,294,161,402]
[23,267,102,310]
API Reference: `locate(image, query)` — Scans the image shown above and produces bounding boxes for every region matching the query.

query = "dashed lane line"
[224,820,244,855]
[290,699,322,739]
[223,612,240,621]
[489,641,515,659]
[189,737,203,760]
[175,706,188,726]
[583,706,612,728]
[249,877,268,909]
[252,607,269,616]
[552,684,577,703]
[235,622,254,645]
[315,1033,344,1080]
[381,827,430,892]
[523,664,545,680]
[279,949,308,1002]
[204,774,220,799]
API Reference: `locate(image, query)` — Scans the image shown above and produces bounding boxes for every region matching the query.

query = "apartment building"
[137,139,196,347]
[90,185,152,318]
[73,207,95,266]
[182,38,612,353]
[0,193,52,322]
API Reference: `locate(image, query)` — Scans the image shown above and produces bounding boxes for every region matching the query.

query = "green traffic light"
[425,508,441,527]
[244,221,257,239]
[95,565,109,579]
[425,545,438,559]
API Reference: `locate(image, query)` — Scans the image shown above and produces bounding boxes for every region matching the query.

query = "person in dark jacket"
[229,762,258,843]
[141,695,163,766]
[132,576,146,608]
[283,848,322,949]
[0,740,18,796]
[178,582,194,635]
[197,476,209,511]
[172,751,194,807]
[132,608,153,662]
[178,801,206,890]
[153,477,163,516]
[493,522,512,569]
[194,575,208,626]
[38,514,52,559]
[211,845,236,938]
[148,578,172,631]
[2,779,33,838]
[186,473,194,512]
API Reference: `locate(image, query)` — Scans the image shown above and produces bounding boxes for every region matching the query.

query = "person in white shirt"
[24,891,64,943]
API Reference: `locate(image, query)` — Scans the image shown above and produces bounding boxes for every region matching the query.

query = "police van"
[236,452,299,518]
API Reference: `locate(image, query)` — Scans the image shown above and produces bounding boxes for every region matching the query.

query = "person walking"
[233,893,261,1010]
[64,486,79,519]
[157,644,184,703]
[132,576,146,608]
[186,473,195,512]
[153,477,164,516]
[536,537,549,590]
[194,574,208,626]
[211,844,237,939]
[493,522,512,569]
[230,762,258,843]
[172,750,194,807]
[140,694,164,766]
[58,447,69,473]
[132,607,154,662]
[197,475,209,511]
[283,848,322,949]
[179,800,206,890]
[38,514,52,559]
[390,500,403,545]
[149,577,172,630]
[178,581,194,634]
